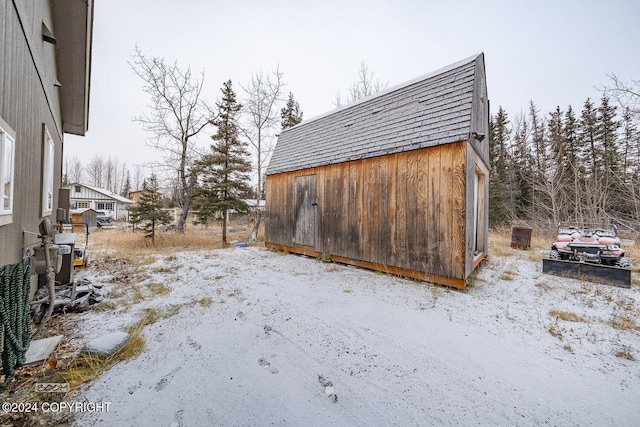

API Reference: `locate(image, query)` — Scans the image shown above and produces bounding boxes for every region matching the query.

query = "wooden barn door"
[294,175,316,247]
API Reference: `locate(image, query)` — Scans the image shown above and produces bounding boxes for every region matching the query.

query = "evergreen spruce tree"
[280,92,303,130]
[563,105,584,221]
[121,170,132,198]
[129,174,171,244]
[546,106,572,222]
[621,107,640,220]
[488,106,511,224]
[596,94,621,174]
[529,101,548,172]
[511,114,534,219]
[621,107,638,176]
[548,106,565,171]
[192,80,252,245]
[579,98,599,181]
[597,95,623,215]
[578,98,601,219]
[563,106,582,177]
[528,101,551,217]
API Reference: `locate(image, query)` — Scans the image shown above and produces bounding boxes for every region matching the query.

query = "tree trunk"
[176,172,196,233]
[177,198,191,233]
[251,210,261,241]
[222,208,228,246]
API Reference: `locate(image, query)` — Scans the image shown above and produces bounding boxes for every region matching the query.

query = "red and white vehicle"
[549,223,629,269]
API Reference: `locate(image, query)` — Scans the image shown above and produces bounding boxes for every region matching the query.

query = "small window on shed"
[75,185,82,193]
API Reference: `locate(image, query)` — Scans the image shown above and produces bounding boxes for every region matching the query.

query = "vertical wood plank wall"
[265,140,472,286]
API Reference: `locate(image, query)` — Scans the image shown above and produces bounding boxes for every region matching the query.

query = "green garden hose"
[0,262,31,388]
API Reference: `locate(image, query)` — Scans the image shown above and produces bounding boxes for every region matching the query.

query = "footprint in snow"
[258,358,279,374]
[155,367,182,392]
[170,409,185,427]
[318,374,338,403]
[128,381,142,395]
[187,336,201,351]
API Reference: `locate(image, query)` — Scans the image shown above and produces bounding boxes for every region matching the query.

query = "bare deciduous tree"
[104,157,118,193]
[64,156,84,184]
[133,165,145,191]
[130,47,215,232]
[86,154,105,187]
[242,67,285,240]
[333,60,388,107]
[603,74,640,115]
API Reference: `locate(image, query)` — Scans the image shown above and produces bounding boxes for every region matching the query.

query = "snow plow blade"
[542,258,631,288]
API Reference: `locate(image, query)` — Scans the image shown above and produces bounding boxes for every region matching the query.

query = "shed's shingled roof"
[267,54,482,175]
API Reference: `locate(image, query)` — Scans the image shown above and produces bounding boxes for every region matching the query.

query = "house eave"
[51,0,94,136]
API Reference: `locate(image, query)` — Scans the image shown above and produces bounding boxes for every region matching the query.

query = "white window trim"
[42,126,55,217]
[0,116,16,226]
[474,161,489,256]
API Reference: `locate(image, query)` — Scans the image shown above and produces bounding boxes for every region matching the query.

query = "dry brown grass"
[614,346,636,361]
[609,314,640,331]
[623,243,640,274]
[488,227,549,261]
[89,218,264,260]
[194,296,213,307]
[549,309,588,323]
[488,230,513,257]
[535,281,554,292]
[548,321,564,340]
[60,310,152,389]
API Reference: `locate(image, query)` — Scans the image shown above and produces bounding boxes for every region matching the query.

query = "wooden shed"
[70,208,98,231]
[265,54,489,289]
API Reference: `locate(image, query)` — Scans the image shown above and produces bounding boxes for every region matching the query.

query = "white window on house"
[0,117,16,226]
[76,201,90,209]
[75,185,81,193]
[42,127,55,216]
[97,202,114,210]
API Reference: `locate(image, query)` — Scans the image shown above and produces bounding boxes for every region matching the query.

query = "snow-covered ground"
[73,246,640,426]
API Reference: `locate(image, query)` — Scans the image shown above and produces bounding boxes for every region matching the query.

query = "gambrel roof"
[267,53,486,175]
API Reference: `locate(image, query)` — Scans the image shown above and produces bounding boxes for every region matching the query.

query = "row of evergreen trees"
[489,95,640,232]
[130,81,303,244]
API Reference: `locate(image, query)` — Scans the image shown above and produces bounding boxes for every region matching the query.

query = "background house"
[64,183,134,221]
[0,1,93,271]
[265,54,489,289]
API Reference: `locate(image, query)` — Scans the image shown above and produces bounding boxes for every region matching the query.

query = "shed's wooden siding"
[265,140,469,287]
[265,54,489,289]
[0,0,64,265]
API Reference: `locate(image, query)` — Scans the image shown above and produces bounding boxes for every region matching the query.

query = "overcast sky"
[64,0,640,184]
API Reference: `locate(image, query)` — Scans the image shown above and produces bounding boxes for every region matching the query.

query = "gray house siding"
[1,1,62,265]
[0,0,92,267]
